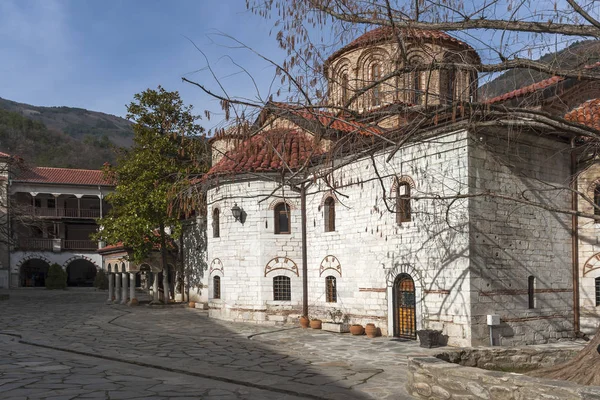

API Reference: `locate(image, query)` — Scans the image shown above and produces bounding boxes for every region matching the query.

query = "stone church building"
[196,26,600,348]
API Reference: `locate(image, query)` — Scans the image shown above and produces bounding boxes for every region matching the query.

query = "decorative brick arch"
[267,199,297,211]
[385,262,422,287]
[264,257,299,277]
[390,175,416,196]
[63,255,100,271]
[319,255,342,277]
[15,254,52,272]
[319,191,339,208]
[583,253,600,277]
[209,258,224,276]
[587,178,600,198]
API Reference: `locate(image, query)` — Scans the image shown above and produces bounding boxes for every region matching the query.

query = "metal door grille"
[395,274,416,339]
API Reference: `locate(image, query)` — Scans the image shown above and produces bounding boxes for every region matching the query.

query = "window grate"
[326,276,337,302]
[213,276,221,299]
[213,208,220,238]
[273,276,291,301]
[528,276,535,309]
[596,277,600,307]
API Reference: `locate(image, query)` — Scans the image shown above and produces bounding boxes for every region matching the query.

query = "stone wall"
[407,349,599,400]
[468,130,574,346]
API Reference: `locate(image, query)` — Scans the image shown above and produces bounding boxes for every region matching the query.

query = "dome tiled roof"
[565,99,600,130]
[325,26,477,66]
[207,128,324,177]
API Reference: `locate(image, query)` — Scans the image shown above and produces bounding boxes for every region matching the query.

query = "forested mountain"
[0,97,133,169]
[479,40,600,100]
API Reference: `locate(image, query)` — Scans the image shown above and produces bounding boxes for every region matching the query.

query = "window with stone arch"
[212,208,220,238]
[213,275,221,299]
[324,197,336,232]
[371,62,382,106]
[325,276,337,303]
[396,182,412,224]
[528,275,536,309]
[273,275,291,301]
[274,202,291,234]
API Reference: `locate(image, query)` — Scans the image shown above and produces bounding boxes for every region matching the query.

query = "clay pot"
[189,301,196,308]
[350,324,364,335]
[365,323,378,338]
[299,316,310,329]
[310,319,322,329]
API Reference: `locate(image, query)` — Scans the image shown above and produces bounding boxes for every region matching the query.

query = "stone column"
[114,273,121,303]
[121,273,128,305]
[129,272,138,306]
[152,272,159,303]
[107,272,114,303]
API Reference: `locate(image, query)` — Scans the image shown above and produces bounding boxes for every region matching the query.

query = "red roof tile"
[0,151,11,158]
[14,167,112,186]
[207,128,324,177]
[326,26,477,66]
[564,99,600,130]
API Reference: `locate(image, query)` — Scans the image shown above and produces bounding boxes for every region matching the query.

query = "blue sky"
[0,0,288,131]
[0,0,581,133]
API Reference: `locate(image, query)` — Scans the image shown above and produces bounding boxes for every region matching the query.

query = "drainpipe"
[571,138,580,334]
[301,183,308,318]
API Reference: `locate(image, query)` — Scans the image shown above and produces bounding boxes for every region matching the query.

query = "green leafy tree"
[94,86,208,303]
[45,263,67,290]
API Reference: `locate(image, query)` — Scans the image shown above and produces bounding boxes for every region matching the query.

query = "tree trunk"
[531,333,599,385]
[159,221,170,304]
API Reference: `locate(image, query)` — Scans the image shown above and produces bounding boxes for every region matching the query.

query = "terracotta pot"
[310,319,322,329]
[189,301,196,308]
[365,324,378,338]
[350,324,364,335]
[299,316,310,328]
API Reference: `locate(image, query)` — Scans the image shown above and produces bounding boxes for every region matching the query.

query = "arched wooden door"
[394,274,416,339]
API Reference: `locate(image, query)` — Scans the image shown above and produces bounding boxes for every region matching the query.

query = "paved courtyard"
[0,289,439,399]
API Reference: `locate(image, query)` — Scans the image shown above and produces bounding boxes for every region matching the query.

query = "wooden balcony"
[17,238,98,251]
[24,206,100,219]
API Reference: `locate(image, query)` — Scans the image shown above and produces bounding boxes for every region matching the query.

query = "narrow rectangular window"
[595,277,600,306]
[324,197,335,232]
[274,203,291,234]
[326,276,337,303]
[213,276,221,299]
[528,276,535,309]
[594,185,600,216]
[396,183,411,224]
[212,209,220,238]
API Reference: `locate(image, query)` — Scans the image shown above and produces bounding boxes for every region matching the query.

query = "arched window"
[396,182,411,224]
[325,276,337,303]
[213,276,221,299]
[324,197,335,232]
[274,203,291,234]
[412,70,423,105]
[371,63,382,106]
[594,185,600,216]
[528,275,535,309]
[596,277,600,306]
[107,263,112,273]
[440,53,459,104]
[341,72,349,104]
[273,276,291,301]
[212,208,220,238]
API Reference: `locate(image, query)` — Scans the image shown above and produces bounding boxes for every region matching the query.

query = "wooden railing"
[18,238,98,251]
[63,240,97,250]
[24,206,100,219]
[17,238,54,251]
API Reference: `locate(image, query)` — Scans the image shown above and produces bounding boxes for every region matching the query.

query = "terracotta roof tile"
[564,99,600,130]
[14,167,111,186]
[326,26,477,66]
[207,128,324,177]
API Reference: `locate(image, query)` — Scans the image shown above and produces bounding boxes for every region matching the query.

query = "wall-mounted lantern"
[231,203,242,222]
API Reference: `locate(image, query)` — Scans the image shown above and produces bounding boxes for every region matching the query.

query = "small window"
[528,276,535,309]
[341,73,349,104]
[273,276,291,301]
[412,70,422,105]
[324,197,335,232]
[213,276,221,299]
[371,63,382,106]
[274,203,291,234]
[595,277,600,307]
[326,276,337,303]
[396,182,411,224]
[212,208,220,238]
[594,185,600,216]
[47,198,56,209]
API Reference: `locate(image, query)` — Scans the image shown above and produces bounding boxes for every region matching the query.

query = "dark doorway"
[20,259,50,287]
[66,259,97,287]
[393,273,417,339]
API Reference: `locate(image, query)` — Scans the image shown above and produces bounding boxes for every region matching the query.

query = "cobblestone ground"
[0,289,439,399]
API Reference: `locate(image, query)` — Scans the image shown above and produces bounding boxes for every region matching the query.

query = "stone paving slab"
[0,289,434,399]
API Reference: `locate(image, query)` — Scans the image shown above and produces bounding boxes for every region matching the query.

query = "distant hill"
[480,40,600,100]
[0,97,133,169]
